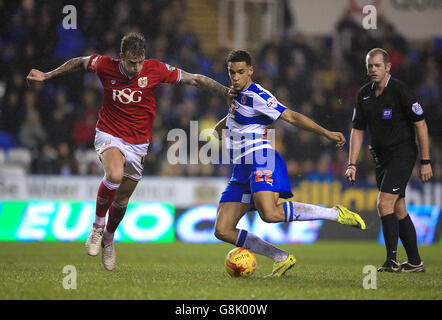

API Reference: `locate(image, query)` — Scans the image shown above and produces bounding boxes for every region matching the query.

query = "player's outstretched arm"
[26,56,90,85]
[180,70,233,98]
[280,108,346,147]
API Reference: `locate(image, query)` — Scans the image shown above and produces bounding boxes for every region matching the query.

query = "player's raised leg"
[252,191,365,229]
[86,147,125,256]
[101,176,138,271]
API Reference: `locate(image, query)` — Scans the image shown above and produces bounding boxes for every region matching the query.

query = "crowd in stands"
[1,0,441,184]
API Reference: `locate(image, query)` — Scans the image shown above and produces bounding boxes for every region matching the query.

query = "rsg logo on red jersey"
[112,88,143,104]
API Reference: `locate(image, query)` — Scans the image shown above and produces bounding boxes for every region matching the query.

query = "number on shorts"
[254,170,273,183]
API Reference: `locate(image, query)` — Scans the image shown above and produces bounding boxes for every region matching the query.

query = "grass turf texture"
[0,241,440,300]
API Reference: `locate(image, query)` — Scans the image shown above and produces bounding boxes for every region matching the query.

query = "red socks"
[94,178,120,227]
[94,177,127,243]
[103,202,127,243]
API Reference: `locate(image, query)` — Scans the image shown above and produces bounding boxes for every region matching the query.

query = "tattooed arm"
[180,70,230,98]
[26,56,90,85]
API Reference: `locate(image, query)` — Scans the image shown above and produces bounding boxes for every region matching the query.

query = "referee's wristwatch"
[420,159,431,165]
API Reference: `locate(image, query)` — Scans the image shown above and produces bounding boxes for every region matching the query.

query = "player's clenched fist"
[345,165,356,184]
[326,131,346,149]
[26,69,47,85]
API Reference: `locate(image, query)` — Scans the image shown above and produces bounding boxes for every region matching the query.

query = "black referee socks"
[381,213,399,262]
[399,214,422,265]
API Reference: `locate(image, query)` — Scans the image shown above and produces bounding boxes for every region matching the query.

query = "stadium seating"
[5,147,32,172]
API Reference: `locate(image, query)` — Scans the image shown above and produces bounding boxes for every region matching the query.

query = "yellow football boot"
[265,254,296,278]
[336,205,366,230]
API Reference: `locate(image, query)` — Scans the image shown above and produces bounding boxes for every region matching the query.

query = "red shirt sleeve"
[86,54,104,75]
[153,60,182,83]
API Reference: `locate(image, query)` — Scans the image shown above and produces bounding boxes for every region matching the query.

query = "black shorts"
[375,146,417,197]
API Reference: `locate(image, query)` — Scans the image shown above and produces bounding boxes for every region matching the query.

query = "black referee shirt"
[352,75,425,152]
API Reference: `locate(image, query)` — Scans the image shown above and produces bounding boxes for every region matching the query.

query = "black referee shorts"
[376,150,416,198]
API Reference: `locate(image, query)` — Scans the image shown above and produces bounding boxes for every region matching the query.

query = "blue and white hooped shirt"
[225,82,287,162]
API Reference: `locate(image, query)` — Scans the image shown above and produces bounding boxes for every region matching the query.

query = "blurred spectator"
[72,107,97,149]
[1,91,24,135]
[306,153,335,182]
[55,142,78,175]
[209,54,229,86]
[172,21,200,53]
[86,161,102,175]
[332,70,358,105]
[80,1,106,39]
[53,24,87,61]
[336,9,361,56]
[19,91,47,149]
[32,143,58,174]
[46,106,72,146]
[283,32,317,75]
[260,47,280,81]
[282,64,309,104]
[8,9,29,47]
[417,74,440,107]
[323,97,350,132]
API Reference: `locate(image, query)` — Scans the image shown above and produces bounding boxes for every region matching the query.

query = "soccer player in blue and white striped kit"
[214,50,366,277]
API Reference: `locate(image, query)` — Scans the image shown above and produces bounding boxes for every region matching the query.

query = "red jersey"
[86,54,181,144]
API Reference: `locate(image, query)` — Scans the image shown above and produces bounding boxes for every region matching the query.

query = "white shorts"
[94,129,150,181]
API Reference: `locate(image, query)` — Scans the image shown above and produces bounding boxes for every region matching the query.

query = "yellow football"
[225,248,257,278]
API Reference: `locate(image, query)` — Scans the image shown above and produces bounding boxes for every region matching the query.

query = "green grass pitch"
[0,241,440,300]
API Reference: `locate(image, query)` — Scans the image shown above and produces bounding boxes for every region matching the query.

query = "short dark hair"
[366,48,390,64]
[120,32,146,57]
[226,50,252,66]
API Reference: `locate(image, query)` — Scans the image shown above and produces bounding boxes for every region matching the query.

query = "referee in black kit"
[345,48,433,272]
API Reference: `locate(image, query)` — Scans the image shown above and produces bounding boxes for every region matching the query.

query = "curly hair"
[226,50,252,66]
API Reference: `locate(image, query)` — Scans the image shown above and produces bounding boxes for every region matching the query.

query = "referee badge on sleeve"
[412,102,423,115]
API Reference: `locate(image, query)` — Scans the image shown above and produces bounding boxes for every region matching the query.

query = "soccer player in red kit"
[27,33,232,271]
